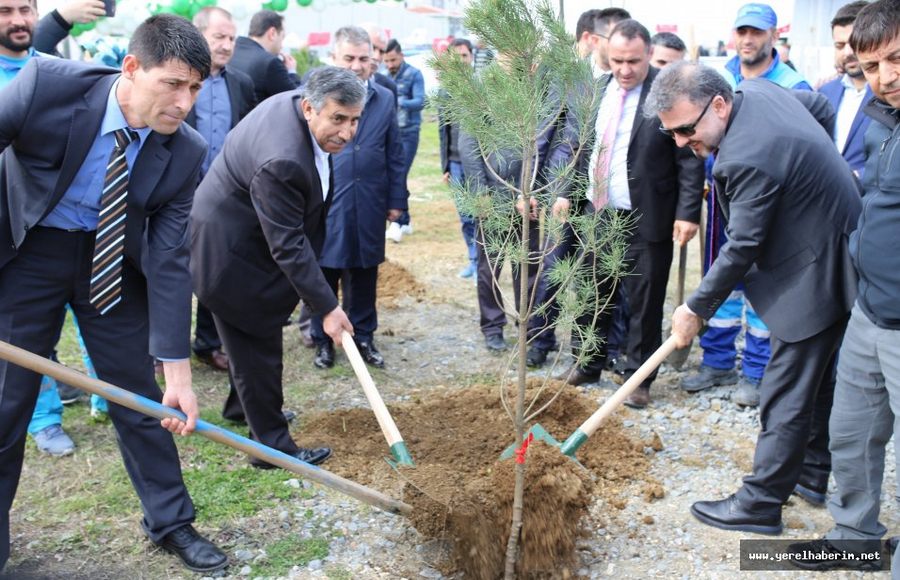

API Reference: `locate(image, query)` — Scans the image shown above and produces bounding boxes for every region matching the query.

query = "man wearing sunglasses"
[680,3,813,410]
[648,61,860,536]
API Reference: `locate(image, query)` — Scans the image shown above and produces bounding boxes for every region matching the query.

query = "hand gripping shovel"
[500,337,677,460]
[666,245,692,370]
[341,331,414,466]
[0,339,412,516]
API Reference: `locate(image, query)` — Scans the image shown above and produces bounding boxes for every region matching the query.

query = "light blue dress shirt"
[194,70,232,177]
[41,79,152,231]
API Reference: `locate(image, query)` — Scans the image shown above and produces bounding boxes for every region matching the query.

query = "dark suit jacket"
[561,67,704,241]
[374,72,397,99]
[0,58,207,358]
[191,90,337,336]
[319,81,406,270]
[819,77,872,176]
[229,37,300,103]
[687,79,862,343]
[185,65,257,130]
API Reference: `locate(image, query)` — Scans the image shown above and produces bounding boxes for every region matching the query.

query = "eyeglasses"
[658,95,717,138]
[590,32,609,41]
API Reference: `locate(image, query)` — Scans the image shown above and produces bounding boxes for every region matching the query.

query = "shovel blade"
[666,343,691,370]
[499,424,562,460]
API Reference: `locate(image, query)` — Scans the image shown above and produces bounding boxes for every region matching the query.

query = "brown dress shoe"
[555,365,600,386]
[196,349,229,371]
[624,386,650,409]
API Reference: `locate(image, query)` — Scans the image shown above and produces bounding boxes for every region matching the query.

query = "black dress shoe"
[153,524,228,573]
[484,334,508,351]
[223,409,296,426]
[526,346,549,368]
[251,447,333,469]
[555,366,600,386]
[355,340,385,368]
[314,342,335,369]
[690,494,783,535]
[787,538,883,571]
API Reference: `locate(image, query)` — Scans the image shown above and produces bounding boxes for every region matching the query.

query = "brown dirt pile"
[378,260,426,307]
[293,380,661,579]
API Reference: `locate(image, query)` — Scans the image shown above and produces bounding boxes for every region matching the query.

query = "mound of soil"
[378,260,427,307]
[293,380,660,579]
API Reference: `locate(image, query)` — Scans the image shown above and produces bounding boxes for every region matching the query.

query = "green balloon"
[296,0,313,6]
[261,1,274,9]
[269,0,289,10]
[365,0,376,4]
[169,0,191,15]
[198,0,217,6]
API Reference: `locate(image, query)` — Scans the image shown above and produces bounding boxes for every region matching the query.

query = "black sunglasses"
[658,95,716,138]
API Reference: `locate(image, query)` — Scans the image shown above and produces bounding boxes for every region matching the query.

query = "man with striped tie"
[0,14,228,575]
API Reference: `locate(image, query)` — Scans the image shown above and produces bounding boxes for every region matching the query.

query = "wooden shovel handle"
[577,336,678,437]
[0,339,412,515]
[341,331,405,448]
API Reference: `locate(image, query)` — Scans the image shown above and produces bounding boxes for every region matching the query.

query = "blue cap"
[734,3,777,30]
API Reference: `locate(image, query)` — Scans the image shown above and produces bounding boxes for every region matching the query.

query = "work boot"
[485,334,508,352]
[681,364,738,392]
[33,424,75,457]
[526,346,549,368]
[732,375,761,407]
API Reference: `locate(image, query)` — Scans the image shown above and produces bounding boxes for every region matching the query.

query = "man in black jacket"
[228,9,299,103]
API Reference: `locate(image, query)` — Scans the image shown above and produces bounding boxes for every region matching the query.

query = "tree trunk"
[503,145,536,580]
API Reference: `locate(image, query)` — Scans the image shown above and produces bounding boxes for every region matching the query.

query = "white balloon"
[312,0,327,12]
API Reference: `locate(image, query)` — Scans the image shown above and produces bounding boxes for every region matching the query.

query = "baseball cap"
[734,3,777,30]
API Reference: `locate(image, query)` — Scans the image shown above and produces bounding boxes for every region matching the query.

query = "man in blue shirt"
[383,39,424,243]
[187,6,255,377]
[0,14,227,574]
[0,0,82,457]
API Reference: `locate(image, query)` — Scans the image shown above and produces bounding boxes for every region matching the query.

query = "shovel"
[500,336,677,460]
[0,339,413,516]
[341,331,414,466]
[666,244,691,370]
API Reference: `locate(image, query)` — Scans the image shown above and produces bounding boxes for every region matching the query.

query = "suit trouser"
[578,227,673,382]
[825,304,900,561]
[528,220,630,357]
[310,266,379,345]
[215,316,298,456]
[0,227,195,571]
[735,314,847,514]
[477,218,540,339]
[193,302,222,355]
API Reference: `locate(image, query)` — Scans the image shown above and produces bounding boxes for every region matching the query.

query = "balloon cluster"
[148,0,219,18]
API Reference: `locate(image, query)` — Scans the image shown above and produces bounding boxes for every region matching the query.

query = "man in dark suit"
[187,6,256,373]
[654,62,861,534]
[191,67,363,468]
[228,9,299,103]
[819,0,872,177]
[309,27,406,370]
[0,15,227,574]
[555,20,704,409]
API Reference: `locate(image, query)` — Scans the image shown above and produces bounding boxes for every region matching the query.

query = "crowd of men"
[0,0,898,575]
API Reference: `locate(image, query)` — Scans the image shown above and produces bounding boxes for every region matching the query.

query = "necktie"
[90,128,136,315]
[592,87,627,209]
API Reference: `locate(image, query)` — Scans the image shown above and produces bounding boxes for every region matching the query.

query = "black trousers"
[577,225,672,381]
[215,316,298,455]
[735,314,846,514]
[0,228,194,570]
[477,219,540,339]
[309,266,379,345]
[192,302,222,355]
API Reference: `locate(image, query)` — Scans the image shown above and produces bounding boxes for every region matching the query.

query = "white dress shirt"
[308,127,330,200]
[834,74,867,153]
[588,77,641,210]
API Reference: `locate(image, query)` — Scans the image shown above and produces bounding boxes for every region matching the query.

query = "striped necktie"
[90,127,136,315]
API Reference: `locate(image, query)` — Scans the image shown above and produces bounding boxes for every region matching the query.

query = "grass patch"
[253,536,330,576]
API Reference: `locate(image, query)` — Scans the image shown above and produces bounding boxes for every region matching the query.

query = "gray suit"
[688,79,861,513]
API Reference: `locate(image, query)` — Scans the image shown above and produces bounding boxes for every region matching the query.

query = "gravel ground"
[195,280,900,580]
